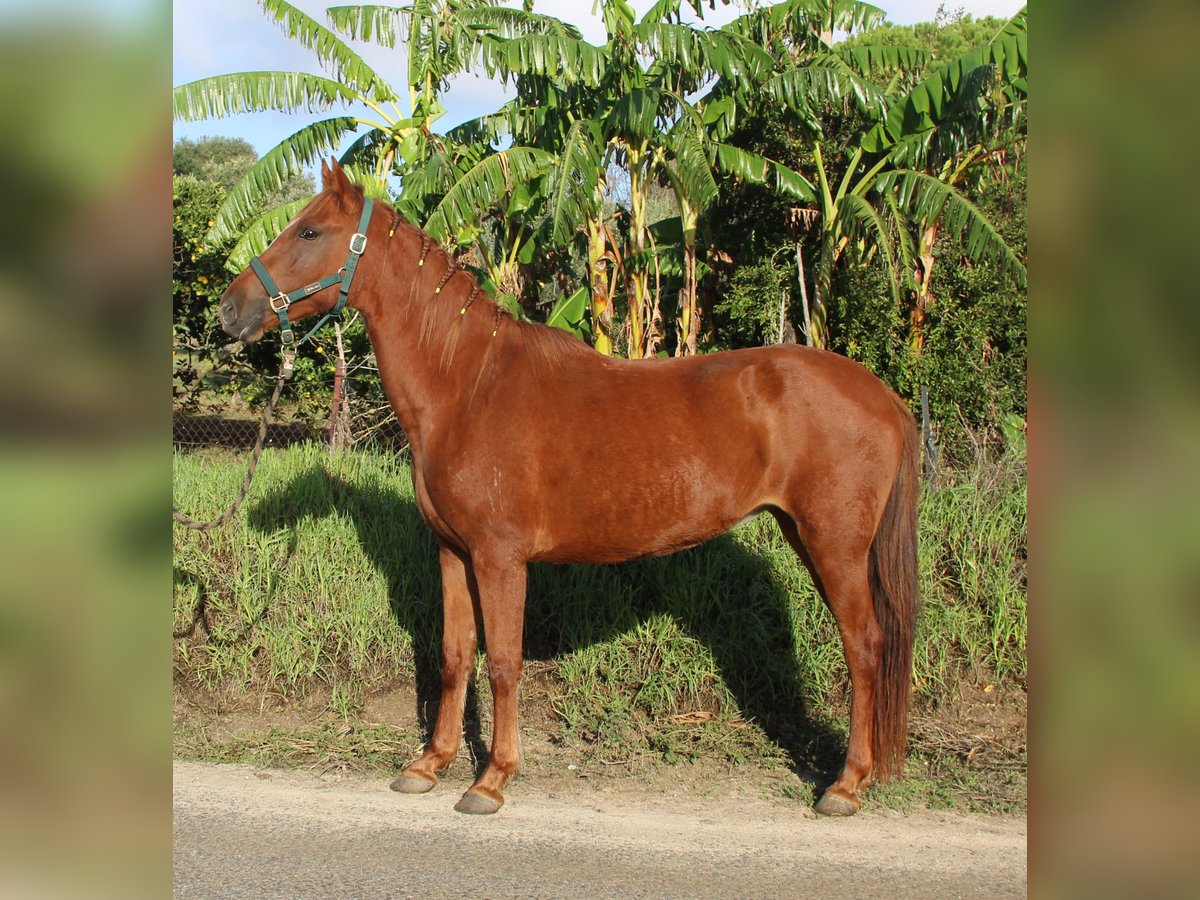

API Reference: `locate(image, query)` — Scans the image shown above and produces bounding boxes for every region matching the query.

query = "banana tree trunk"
[586,217,613,356]
[795,239,813,347]
[911,220,939,354]
[677,205,700,356]
[626,148,649,359]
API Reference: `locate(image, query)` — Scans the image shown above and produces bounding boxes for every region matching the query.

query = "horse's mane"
[376,207,592,380]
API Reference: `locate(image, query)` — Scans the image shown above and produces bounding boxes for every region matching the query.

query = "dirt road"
[173,760,1026,898]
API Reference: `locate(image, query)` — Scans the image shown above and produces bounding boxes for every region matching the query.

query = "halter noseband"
[248,198,375,346]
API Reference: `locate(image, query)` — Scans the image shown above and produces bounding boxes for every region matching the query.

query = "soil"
[174,671,1026,811]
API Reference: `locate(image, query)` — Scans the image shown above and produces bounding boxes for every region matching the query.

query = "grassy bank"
[173,442,1026,809]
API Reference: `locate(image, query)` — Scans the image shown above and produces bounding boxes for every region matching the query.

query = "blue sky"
[173,0,1024,157]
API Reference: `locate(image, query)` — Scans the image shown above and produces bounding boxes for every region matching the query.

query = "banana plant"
[859,7,1027,353]
[752,5,1027,350]
[173,0,576,265]
[173,0,401,258]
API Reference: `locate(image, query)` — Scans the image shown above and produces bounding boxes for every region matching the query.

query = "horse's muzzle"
[219,297,239,328]
[218,287,267,342]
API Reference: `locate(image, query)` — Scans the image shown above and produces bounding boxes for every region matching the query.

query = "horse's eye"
[299,227,319,241]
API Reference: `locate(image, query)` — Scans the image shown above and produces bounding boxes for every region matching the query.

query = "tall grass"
[173,441,1026,769]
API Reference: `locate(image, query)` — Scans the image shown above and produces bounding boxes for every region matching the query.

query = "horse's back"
[457,341,912,563]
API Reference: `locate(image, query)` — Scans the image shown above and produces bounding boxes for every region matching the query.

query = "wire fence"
[172,346,407,454]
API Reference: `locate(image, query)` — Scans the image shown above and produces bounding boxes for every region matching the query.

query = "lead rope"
[172,350,295,531]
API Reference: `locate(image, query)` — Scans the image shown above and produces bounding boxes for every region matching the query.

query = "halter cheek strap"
[249,198,375,346]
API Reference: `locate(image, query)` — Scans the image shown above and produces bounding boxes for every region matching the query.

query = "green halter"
[248,198,374,346]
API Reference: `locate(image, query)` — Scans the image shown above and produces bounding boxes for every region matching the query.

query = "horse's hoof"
[390,772,437,794]
[454,790,503,815]
[814,790,860,817]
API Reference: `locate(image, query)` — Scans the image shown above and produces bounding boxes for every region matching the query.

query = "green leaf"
[859,7,1027,154]
[482,31,608,87]
[710,142,817,203]
[208,116,361,245]
[516,236,537,266]
[543,118,604,246]
[173,71,358,121]
[259,0,397,102]
[424,146,555,241]
[545,286,590,338]
[225,197,312,272]
[326,5,401,48]
[877,168,1027,287]
[838,192,902,310]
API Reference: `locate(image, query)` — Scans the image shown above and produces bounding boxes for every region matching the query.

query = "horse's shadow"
[246,463,846,788]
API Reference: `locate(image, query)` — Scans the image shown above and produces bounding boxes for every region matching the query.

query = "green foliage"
[709,256,791,348]
[915,159,1027,431]
[172,174,231,403]
[173,136,257,190]
[172,137,332,420]
[838,12,1015,74]
[545,286,591,340]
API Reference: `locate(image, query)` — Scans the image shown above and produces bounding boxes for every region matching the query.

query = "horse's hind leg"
[392,543,479,794]
[775,513,882,816]
[454,548,527,815]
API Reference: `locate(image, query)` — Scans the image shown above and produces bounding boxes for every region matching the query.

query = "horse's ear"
[320,158,334,189]
[325,158,362,206]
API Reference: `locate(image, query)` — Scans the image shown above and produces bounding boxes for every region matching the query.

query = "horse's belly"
[527,464,769,564]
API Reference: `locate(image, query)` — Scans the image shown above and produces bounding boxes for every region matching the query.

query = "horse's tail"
[868,394,920,781]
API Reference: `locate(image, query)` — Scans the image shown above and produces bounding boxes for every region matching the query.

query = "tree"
[173,136,257,190]
[752,7,1027,350]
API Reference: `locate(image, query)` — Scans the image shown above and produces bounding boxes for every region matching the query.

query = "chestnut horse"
[219,160,919,817]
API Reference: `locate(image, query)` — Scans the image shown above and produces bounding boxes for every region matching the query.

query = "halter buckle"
[269,293,290,313]
[349,232,368,255]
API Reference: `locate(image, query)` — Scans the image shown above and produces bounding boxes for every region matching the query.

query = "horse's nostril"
[219,300,237,326]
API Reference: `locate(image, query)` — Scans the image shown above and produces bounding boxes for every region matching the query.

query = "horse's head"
[219,159,370,343]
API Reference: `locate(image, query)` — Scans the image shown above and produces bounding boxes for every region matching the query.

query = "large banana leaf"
[327,2,584,48]
[603,89,668,144]
[726,0,886,49]
[833,43,931,79]
[208,116,360,245]
[763,57,887,120]
[259,0,397,102]
[324,4,404,48]
[542,118,604,246]
[424,146,555,242]
[666,109,718,213]
[860,7,1027,154]
[225,197,312,272]
[634,22,773,86]
[877,168,1026,287]
[481,31,608,87]
[838,191,902,308]
[172,71,358,121]
[710,142,818,203]
[544,286,590,339]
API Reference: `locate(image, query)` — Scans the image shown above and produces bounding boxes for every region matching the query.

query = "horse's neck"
[358,235,494,445]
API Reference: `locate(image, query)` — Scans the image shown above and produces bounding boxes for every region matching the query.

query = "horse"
[218,159,919,817]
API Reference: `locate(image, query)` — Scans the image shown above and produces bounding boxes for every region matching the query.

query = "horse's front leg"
[391,542,478,794]
[454,550,527,815]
